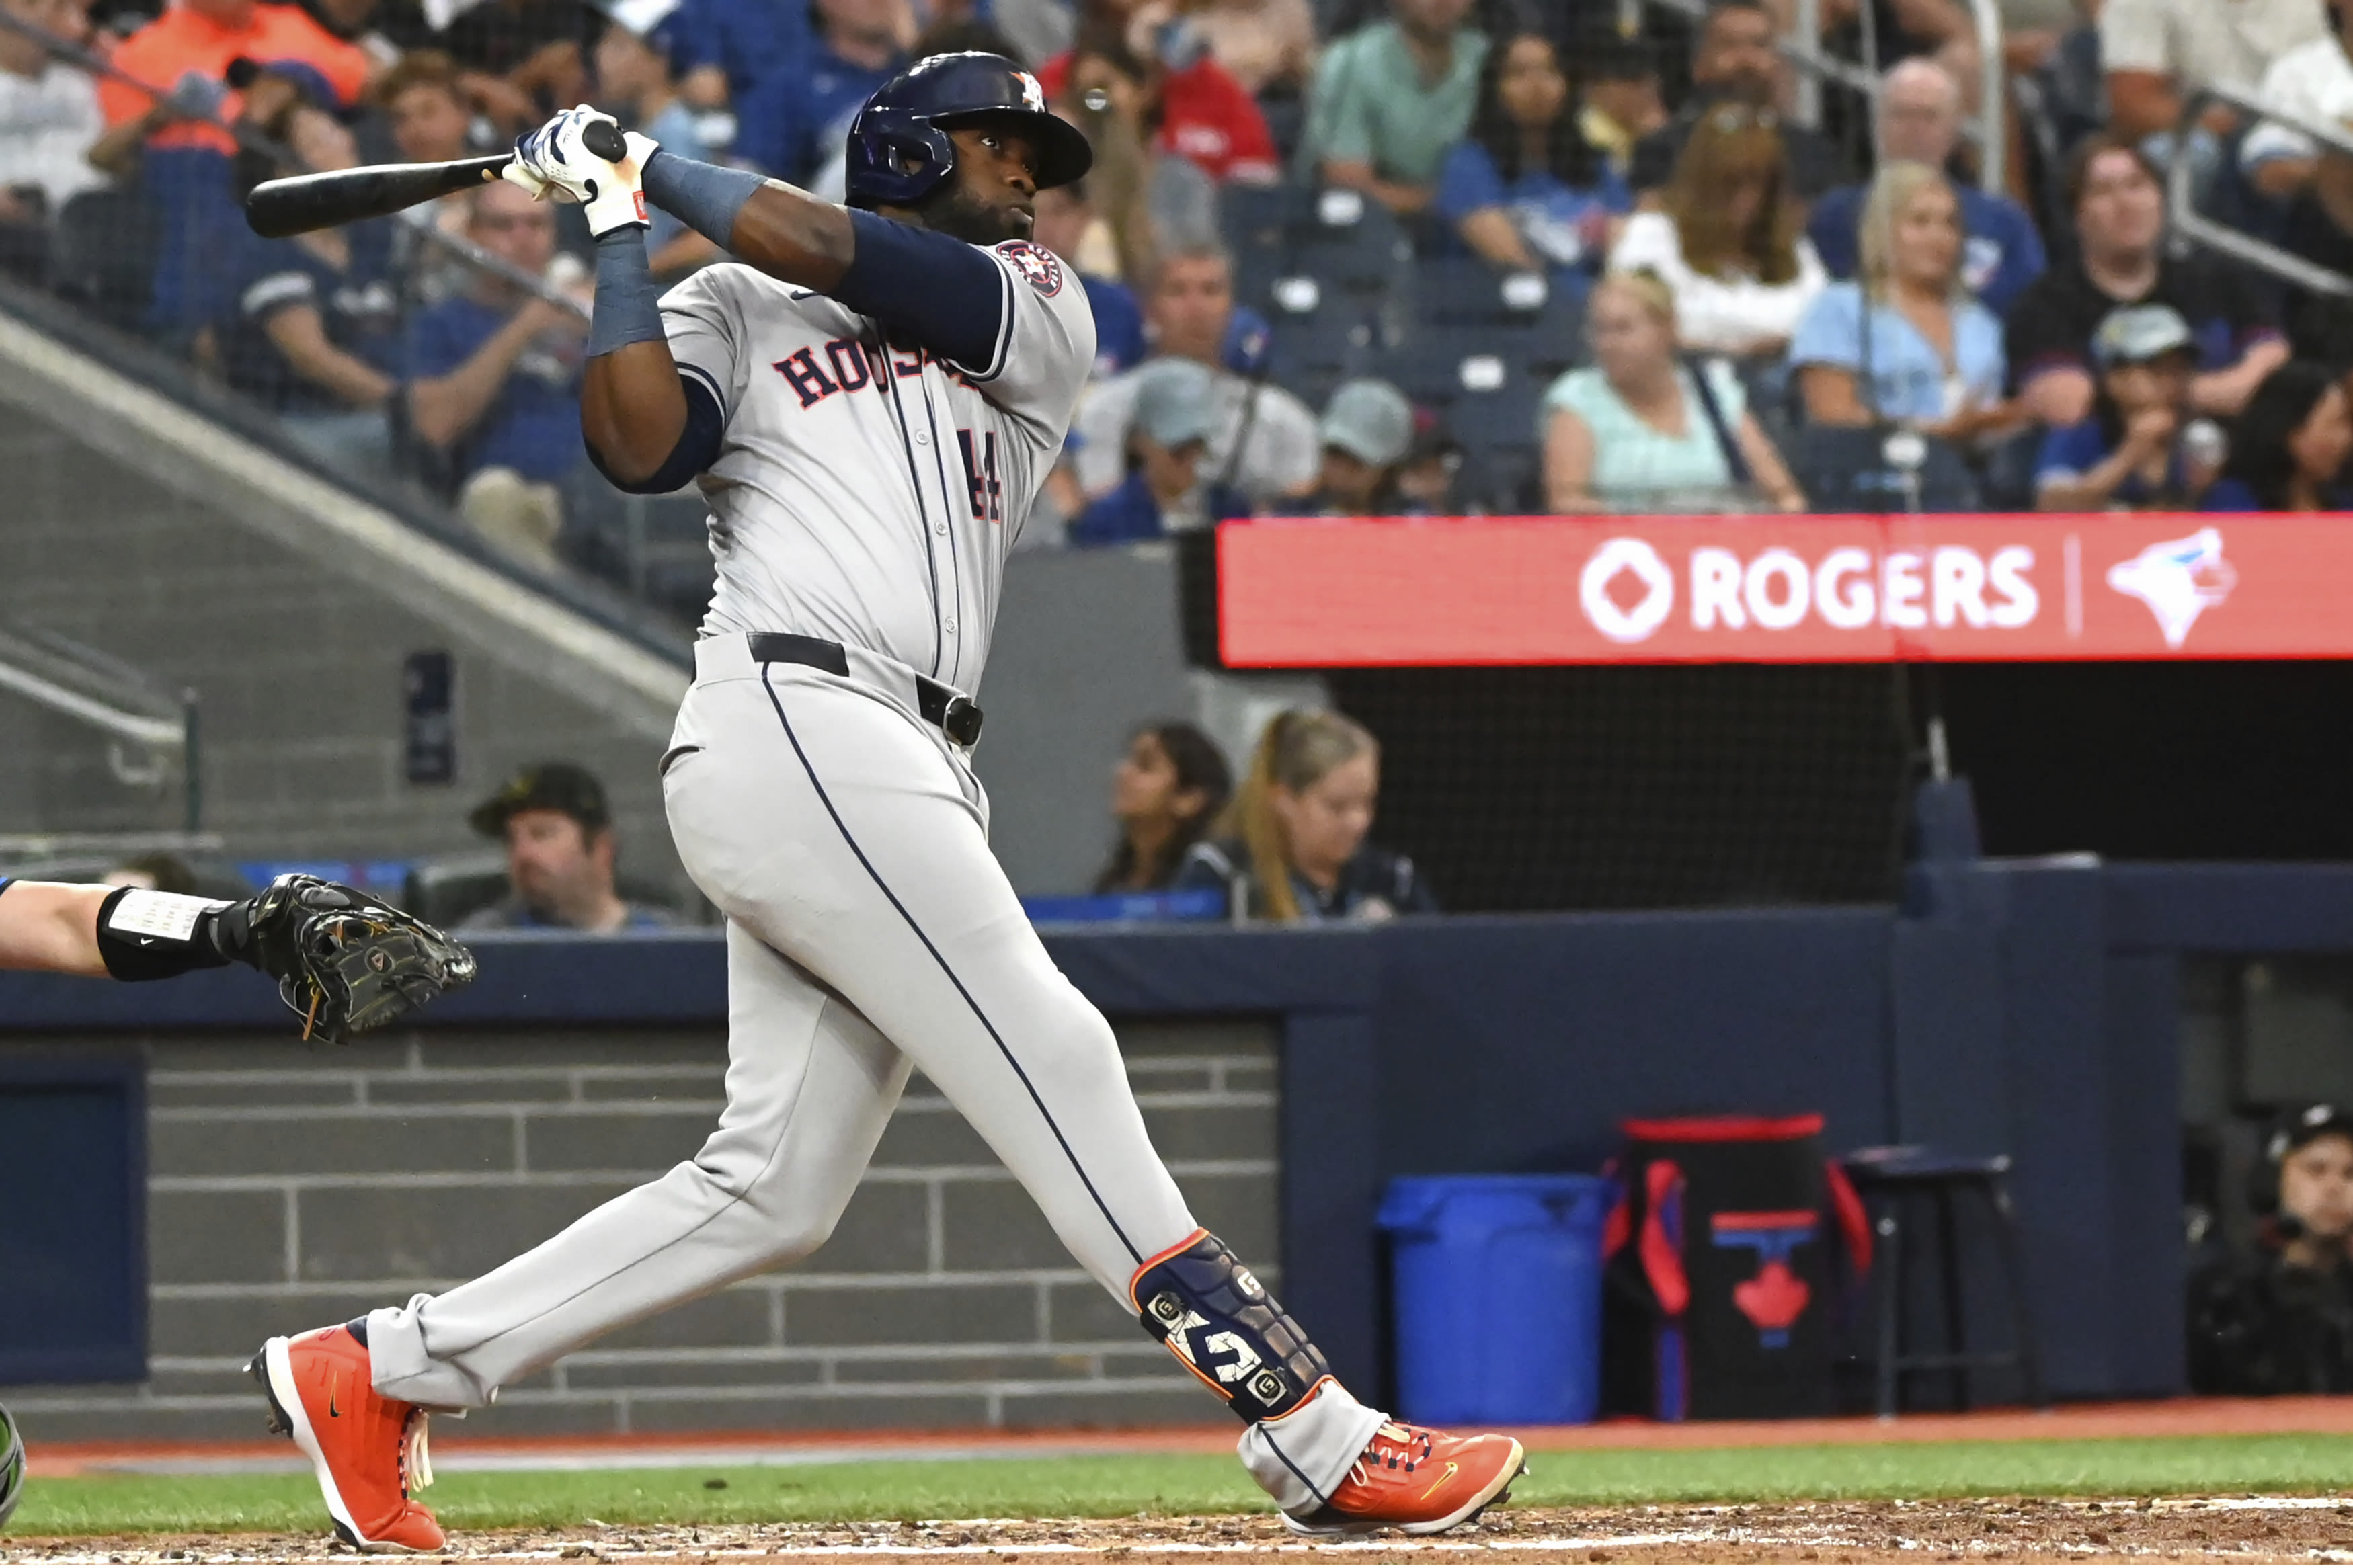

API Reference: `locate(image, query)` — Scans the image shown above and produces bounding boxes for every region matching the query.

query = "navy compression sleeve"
[589,374,724,494]
[834,209,1006,372]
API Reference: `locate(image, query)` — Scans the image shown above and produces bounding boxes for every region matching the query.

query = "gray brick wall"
[1,1018,1278,1440]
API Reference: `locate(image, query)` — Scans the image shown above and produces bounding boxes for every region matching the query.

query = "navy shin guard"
[1130,1229,1330,1423]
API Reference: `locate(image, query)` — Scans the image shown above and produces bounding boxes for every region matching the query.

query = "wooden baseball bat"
[244,120,628,239]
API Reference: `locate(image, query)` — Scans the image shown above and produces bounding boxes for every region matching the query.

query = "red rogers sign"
[1215,515,2353,666]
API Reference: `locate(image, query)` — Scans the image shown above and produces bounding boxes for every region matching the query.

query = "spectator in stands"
[1394,409,1462,511]
[2242,1,2353,278]
[459,761,678,931]
[928,0,1070,72]
[1049,43,1218,269]
[375,50,483,304]
[1073,243,1321,505]
[2207,360,2353,511]
[405,179,589,569]
[1031,179,1148,378]
[670,0,807,111]
[1094,720,1234,893]
[91,0,370,337]
[1068,358,1252,542]
[2005,136,2288,428]
[221,93,405,473]
[1792,163,2013,441]
[1628,0,1841,208]
[1577,35,1665,183]
[1608,106,1826,358]
[1184,0,1316,98]
[1033,177,1147,374]
[1433,31,1628,278]
[2189,1104,2353,1396]
[1304,0,1486,216]
[2036,304,2225,511]
[1806,60,2046,315]
[429,0,594,132]
[1037,8,1279,188]
[592,0,715,276]
[1289,376,1417,515]
[732,0,908,193]
[1805,0,1983,112]
[1542,268,1805,512]
[0,0,99,283]
[1176,709,1436,922]
[2100,0,2323,147]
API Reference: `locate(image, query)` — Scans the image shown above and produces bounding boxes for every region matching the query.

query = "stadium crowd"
[4,0,2353,596]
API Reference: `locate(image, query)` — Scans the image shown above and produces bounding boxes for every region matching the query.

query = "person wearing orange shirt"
[92,0,368,337]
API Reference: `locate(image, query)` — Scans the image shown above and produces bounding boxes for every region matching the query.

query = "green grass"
[13,1434,2353,1537]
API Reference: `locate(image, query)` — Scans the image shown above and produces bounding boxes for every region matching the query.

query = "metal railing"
[0,620,200,830]
[2168,83,2353,302]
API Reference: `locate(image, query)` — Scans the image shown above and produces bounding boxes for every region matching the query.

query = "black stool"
[1842,1147,2046,1417]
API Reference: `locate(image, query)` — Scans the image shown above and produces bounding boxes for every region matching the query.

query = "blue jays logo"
[2106,526,2236,649]
[1000,240,1064,297]
[1712,1210,1817,1348]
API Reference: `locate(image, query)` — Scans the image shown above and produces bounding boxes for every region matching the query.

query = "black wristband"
[95,886,236,983]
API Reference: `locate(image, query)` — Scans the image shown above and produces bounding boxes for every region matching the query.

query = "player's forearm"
[580,226,692,483]
[0,882,110,975]
[641,151,853,290]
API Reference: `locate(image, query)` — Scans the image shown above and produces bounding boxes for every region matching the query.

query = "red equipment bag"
[1600,1113,1872,1421]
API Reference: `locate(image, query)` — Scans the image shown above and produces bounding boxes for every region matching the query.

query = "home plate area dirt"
[13,1499,2353,1565]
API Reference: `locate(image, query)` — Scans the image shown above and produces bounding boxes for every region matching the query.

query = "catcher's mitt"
[0,1399,23,1532]
[216,874,478,1043]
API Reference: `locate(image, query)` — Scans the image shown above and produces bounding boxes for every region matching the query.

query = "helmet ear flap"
[846,108,959,210]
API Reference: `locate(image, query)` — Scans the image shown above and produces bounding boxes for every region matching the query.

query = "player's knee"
[1021,993,1127,1092]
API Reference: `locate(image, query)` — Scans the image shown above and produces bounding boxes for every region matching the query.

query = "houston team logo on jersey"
[999,240,1064,298]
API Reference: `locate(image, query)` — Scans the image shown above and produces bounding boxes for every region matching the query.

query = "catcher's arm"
[0,880,113,976]
[0,874,477,1042]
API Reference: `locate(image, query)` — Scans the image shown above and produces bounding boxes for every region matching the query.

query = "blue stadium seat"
[1219,182,1306,259]
[1785,426,1983,514]
[1368,323,1533,408]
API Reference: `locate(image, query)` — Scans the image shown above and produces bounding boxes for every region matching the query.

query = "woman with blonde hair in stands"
[1543,269,1805,513]
[1605,106,1826,358]
[1792,160,2015,441]
[1174,710,1437,922]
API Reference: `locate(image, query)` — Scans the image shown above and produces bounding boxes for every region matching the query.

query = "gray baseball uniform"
[362,237,1384,1510]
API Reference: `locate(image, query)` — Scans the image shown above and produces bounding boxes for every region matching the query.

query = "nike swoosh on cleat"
[328,1374,342,1419]
[1417,1462,1459,1501]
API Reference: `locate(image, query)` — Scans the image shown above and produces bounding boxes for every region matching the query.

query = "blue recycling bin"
[1377,1174,1612,1426]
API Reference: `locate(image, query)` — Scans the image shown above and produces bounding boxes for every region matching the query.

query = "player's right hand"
[509,106,657,239]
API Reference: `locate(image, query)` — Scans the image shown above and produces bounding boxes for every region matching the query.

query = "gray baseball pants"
[366,635,1385,1512]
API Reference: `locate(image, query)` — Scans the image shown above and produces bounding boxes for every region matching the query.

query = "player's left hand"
[508,106,658,238]
[212,875,479,1044]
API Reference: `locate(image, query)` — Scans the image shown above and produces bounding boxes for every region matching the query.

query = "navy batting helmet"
[845,52,1093,212]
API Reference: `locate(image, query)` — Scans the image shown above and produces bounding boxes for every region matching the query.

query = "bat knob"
[581,120,627,162]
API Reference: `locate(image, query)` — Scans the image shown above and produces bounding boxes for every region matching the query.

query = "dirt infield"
[11,1497,2353,1564]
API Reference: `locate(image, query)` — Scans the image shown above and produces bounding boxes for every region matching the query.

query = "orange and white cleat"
[1282,1421,1525,1537]
[248,1324,444,1553]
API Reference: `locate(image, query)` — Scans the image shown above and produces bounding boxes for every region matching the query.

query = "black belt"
[748,632,984,747]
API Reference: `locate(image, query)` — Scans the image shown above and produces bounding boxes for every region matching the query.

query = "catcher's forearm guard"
[94,887,235,981]
[1130,1229,1332,1424]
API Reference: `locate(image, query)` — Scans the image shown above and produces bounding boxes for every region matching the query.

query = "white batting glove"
[507,106,658,238]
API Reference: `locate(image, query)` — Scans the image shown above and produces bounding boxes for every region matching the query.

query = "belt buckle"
[941,696,984,747]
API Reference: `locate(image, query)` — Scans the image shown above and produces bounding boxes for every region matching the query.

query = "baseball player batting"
[248,55,1524,1551]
